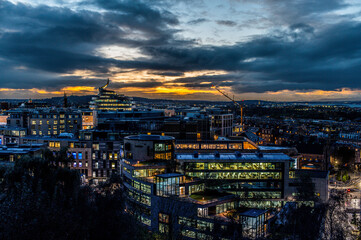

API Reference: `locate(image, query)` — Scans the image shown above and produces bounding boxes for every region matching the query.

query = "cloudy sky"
[1,0,361,101]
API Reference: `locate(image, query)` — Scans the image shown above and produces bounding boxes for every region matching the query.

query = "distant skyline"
[1,0,361,101]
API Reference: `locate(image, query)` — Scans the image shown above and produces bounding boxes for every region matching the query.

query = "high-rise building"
[90,79,134,111]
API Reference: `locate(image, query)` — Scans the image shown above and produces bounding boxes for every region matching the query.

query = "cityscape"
[1,0,361,240]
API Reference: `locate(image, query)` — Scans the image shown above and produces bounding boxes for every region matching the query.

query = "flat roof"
[22,136,79,141]
[239,209,268,217]
[125,134,174,141]
[293,169,329,179]
[156,173,183,178]
[0,147,41,154]
[258,146,294,150]
[176,152,292,161]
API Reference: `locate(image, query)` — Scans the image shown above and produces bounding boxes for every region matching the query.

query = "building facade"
[90,79,134,111]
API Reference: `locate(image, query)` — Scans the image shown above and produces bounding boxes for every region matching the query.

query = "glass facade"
[155,175,184,196]
[187,171,281,180]
[176,141,258,151]
[127,189,151,206]
[185,162,282,171]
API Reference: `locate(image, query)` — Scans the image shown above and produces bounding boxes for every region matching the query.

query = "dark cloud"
[153,71,184,77]
[0,0,184,89]
[139,21,361,93]
[188,18,208,25]
[216,20,237,27]
[0,0,360,98]
[111,80,163,89]
[264,0,347,24]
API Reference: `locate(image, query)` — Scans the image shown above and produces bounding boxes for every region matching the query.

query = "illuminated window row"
[125,177,152,194]
[127,189,151,206]
[154,152,172,160]
[185,162,282,171]
[187,171,282,180]
[132,168,165,178]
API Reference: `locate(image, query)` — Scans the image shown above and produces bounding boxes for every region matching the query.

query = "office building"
[90,79,134,111]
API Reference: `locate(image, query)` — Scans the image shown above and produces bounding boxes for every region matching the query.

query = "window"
[154,143,165,151]
[78,153,82,160]
[79,162,82,167]
[159,213,169,223]
[141,216,151,226]
[178,216,196,228]
[55,142,60,148]
[72,152,77,159]
[159,223,169,234]
[181,230,196,239]
[73,162,77,167]
[198,208,208,217]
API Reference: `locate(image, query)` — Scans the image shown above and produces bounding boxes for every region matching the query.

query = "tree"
[270,173,325,240]
[0,154,149,240]
[322,190,351,240]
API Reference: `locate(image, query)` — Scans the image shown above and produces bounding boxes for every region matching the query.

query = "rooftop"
[239,209,268,218]
[156,173,183,178]
[176,152,292,161]
[125,134,174,141]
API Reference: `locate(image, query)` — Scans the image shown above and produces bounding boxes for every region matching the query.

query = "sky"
[1,0,361,101]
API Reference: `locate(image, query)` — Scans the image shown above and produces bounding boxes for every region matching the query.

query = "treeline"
[0,149,151,240]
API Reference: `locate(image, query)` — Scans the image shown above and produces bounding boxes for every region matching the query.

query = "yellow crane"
[212,85,244,132]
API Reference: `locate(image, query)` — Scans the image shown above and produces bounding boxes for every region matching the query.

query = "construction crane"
[212,85,244,132]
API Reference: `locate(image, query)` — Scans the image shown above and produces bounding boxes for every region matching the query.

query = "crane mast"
[212,85,244,132]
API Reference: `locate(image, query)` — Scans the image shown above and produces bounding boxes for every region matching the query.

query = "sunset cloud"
[1,0,360,101]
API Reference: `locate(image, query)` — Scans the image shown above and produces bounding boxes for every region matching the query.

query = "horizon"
[3,93,361,104]
[1,0,361,101]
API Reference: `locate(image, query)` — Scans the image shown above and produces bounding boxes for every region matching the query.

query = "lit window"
[78,153,82,160]
[73,162,77,167]
[72,152,77,159]
[79,162,82,167]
